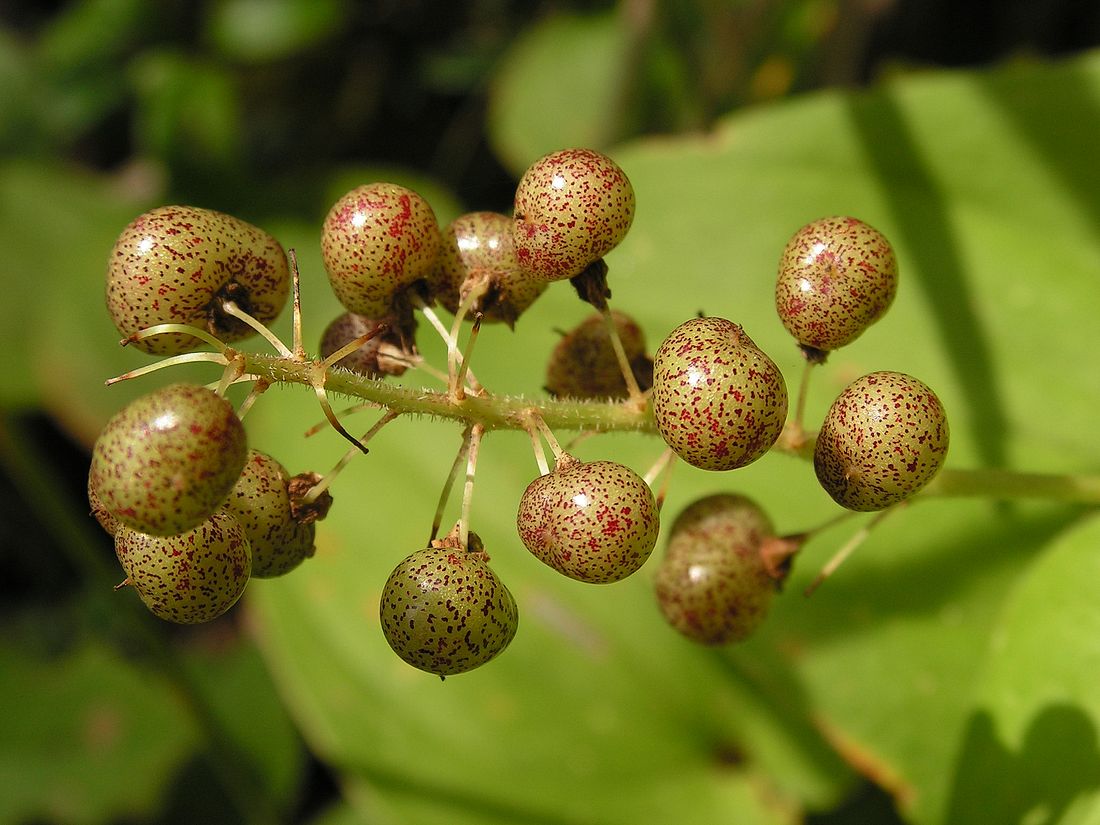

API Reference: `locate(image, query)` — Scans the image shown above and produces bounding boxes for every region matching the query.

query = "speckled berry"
[379,538,518,676]
[321,183,442,318]
[651,317,788,471]
[318,311,414,378]
[512,148,635,282]
[432,211,546,327]
[775,216,897,353]
[654,494,777,645]
[89,383,248,536]
[115,511,251,624]
[106,206,289,355]
[516,455,659,583]
[545,310,653,399]
[221,450,316,578]
[814,371,949,511]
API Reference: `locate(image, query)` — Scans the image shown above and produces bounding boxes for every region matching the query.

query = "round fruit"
[379,539,518,676]
[544,310,653,399]
[651,317,788,471]
[318,311,413,378]
[115,511,252,624]
[221,450,315,578]
[432,211,546,327]
[321,183,442,318]
[654,494,777,645]
[516,455,660,583]
[106,205,289,355]
[512,148,635,282]
[87,471,120,536]
[814,371,949,511]
[89,383,248,536]
[775,216,898,352]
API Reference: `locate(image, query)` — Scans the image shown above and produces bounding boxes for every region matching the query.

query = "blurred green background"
[2,1,1099,824]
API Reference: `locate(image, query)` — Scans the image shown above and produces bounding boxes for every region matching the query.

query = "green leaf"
[206,0,348,63]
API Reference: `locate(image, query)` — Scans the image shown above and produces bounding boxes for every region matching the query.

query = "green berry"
[814,371,950,511]
[775,216,898,353]
[89,383,248,536]
[115,511,252,624]
[651,317,788,471]
[654,494,777,645]
[106,205,289,355]
[221,450,316,578]
[318,311,412,379]
[512,148,635,282]
[379,538,518,676]
[321,183,442,318]
[87,470,120,536]
[433,211,546,327]
[516,455,660,583]
[544,310,653,399]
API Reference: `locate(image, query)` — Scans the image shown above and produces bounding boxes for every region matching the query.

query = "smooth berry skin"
[654,494,777,645]
[379,544,518,677]
[775,216,898,352]
[512,148,635,282]
[221,450,315,578]
[106,206,289,355]
[321,183,442,319]
[87,471,121,536]
[115,511,252,624]
[516,455,660,584]
[814,371,950,511]
[432,211,546,327]
[651,317,788,471]
[319,312,402,379]
[89,383,248,537]
[545,310,652,399]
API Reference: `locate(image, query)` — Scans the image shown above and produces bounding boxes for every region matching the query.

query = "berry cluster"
[90,149,949,674]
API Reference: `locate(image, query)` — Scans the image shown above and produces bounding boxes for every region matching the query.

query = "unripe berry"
[516,455,660,583]
[379,538,518,677]
[318,311,412,378]
[321,183,442,318]
[115,511,251,624]
[544,310,653,399]
[654,494,777,645]
[89,383,248,536]
[814,371,949,511]
[106,206,289,355]
[651,317,788,471]
[775,216,897,353]
[87,471,120,536]
[512,148,635,282]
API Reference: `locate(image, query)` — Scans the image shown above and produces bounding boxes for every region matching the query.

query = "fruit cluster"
[89,149,949,676]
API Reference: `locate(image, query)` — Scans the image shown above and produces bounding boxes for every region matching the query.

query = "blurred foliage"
[1,1,1098,824]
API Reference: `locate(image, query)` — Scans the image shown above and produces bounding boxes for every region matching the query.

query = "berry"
[654,494,777,645]
[221,450,316,578]
[432,211,546,327]
[775,216,898,353]
[115,511,252,624]
[379,536,518,676]
[516,455,659,583]
[814,371,950,511]
[318,311,414,378]
[512,148,635,282]
[651,317,788,471]
[321,183,442,319]
[544,310,653,399]
[89,383,248,536]
[106,205,289,355]
[87,471,120,536]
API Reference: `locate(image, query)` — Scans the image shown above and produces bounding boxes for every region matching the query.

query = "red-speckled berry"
[221,450,316,578]
[321,183,442,318]
[651,317,788,471]
[379,537,518,676]
[512,148,635,282]
[106,205,289,355]
[318,311,415,379]
[516,454,659,583]
[775,216,898,353]
[89,383,248,536]
[115,511,251,624]
[432,211,546,327]
[654,494,777,645]
[544,310,653,399]
[87,471,120,537]
[814,371,949,511]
